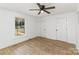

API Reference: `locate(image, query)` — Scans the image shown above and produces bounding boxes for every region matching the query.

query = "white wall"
[32,18,41,36]
[38,12,79,51]
[40,13,78,45]
[39,17,57,39]
[0,8,37,49]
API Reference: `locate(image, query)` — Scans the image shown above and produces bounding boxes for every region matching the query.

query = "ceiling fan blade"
[37,3,42,9]
[38,10,41,15]
[30,9,40,11]
[45,6,55,10]
[43,10,50,14]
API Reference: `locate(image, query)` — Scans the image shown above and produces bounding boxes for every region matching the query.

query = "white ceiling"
[0,3,77,17]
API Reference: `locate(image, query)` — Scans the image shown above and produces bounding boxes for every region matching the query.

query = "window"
[15,17,25,36]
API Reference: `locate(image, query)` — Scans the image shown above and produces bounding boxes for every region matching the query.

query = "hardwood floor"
[0,37,78,55]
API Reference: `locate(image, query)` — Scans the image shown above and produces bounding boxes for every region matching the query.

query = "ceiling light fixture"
[41,10,44,13]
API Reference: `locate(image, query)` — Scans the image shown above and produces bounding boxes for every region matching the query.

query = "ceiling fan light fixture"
[41,10,44,13]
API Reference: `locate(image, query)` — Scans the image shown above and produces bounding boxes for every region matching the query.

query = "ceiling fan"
[29,3,55,15]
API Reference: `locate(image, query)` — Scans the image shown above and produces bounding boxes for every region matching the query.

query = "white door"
[56,17,67,42]
[41,18,56,39]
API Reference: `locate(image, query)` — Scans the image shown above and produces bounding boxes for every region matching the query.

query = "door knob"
[56,29,58,31]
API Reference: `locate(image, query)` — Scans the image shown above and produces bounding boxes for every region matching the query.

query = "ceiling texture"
[0,3,78,17]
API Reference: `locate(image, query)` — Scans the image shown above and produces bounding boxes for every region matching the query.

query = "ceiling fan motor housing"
[41,5,45,10]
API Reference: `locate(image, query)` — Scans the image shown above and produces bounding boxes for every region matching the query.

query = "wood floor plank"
[0,37,78,55]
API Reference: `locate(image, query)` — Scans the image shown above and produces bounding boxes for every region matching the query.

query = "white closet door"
[67,15,77,44]
[56,17,67,42]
